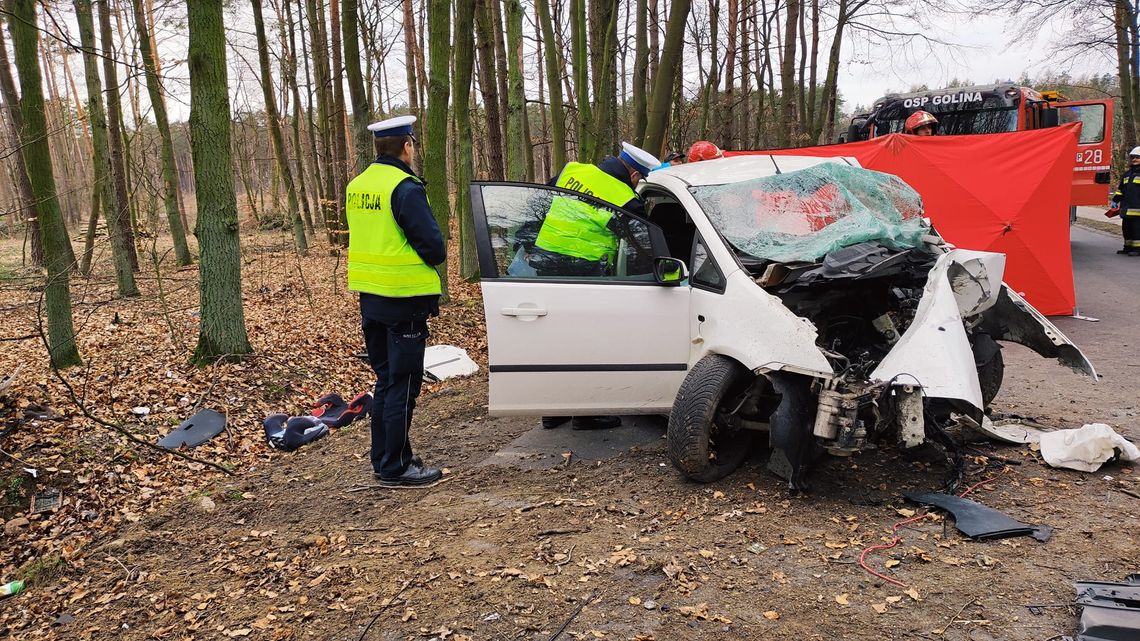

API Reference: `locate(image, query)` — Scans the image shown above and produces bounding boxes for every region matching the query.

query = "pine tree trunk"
[819,0,846,143]
[474,0,505,179]
[504,0,528,181]
[284,0,316,234]
[252,0,307,255]
[698,0,720,139]
[98,0,140,271]
[806,0,820,142]
[131,0,191,265]
[588,0,618,162]
[571,0,593,160]
[10,0,81,367]
[0,26,42,267]
[328,0,349,245]
[1118,0,1138,162]
[425,0,451,299]
[75,0,139,294]
[401,0,422,127]
[188,0,251,363]
[342,0,373,174]
[305,0,337,241]
[536,0,566,172]
[633,0,650,143]
[452,0,478,280]
[490,0,511,162]
[777,0,799,147]
[642,0,691,156]
[724,0,737,146]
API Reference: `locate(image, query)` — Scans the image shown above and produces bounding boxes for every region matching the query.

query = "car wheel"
[972,334,1004,407]
[668,354,756,483]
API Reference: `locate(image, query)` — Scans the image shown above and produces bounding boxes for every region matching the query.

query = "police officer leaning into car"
[531,141,661,431]
[346,115,445,486]
[1111,146,1140,255]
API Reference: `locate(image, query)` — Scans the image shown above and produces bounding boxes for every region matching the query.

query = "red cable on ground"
[857,471,1005,587]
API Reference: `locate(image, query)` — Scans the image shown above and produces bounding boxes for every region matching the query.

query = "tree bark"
[425,0,451,298]
[1118,0,1138,161]
[807,0,820,141]
[98,0,139,271]
[490,0,511,160]
[536,0,567,172]
[283,0,316,234]
[724,0,737,146]
[633,0,650,143]
[589,0,619,162]
[131,0,191,265]
[452,0,478,279]
[328,0,349,245]
[504,0,528,181]
[342,0,372,174]
[474,0,505,179]
[0,24,42,267]
[10,0,81,367]
[778,0,800,147]
[187,0,251,362]
[252,0,307,254]
[642,0,692,156]
[305,0,336,240]
[571,0,593,160]
[819,0,848,143]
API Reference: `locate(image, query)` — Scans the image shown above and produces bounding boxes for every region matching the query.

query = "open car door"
[471,182,691,416]
[1051,99,1113,206]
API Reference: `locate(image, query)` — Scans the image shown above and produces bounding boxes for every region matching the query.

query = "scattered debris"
[1073,574,1140,641]
[1,580,24,598]
[31,488,61,514]
[1039,423,1140,473]
[423,345,479,382]
[904,492,1048,540]
[130,406,150,417]
[158,408,226,449]
[0,364,23,396]
[263,414,330,451]
[309,392,370,428]
[960,414,1051,444]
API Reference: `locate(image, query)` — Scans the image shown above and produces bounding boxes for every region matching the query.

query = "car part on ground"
[904,491,1051,540]
[264,414,330,451]
[1073,575,1140,641]
[158,408,226,449]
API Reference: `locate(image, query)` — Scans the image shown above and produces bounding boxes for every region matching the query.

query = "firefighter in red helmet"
[688,140,724,162]
[904,111,939,136]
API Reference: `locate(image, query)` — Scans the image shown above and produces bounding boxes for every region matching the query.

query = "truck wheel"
[668,354,755,483]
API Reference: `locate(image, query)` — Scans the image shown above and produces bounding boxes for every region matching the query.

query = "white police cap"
[367,115,417,138]
[619,141,661,175]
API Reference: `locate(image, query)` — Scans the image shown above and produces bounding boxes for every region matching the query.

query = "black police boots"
[377,462,442,487]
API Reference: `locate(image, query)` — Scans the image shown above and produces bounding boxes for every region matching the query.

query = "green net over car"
[690,162,930,263]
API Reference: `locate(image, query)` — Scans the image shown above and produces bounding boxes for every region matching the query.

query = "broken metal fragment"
[904,492,1046,540]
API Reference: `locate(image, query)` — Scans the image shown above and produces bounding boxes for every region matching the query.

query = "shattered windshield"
[689,162,930,263]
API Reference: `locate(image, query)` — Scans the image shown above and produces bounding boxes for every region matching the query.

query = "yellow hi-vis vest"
[346,163,441,297]
[535,162,638,262]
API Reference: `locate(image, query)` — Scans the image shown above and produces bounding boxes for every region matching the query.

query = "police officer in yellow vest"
[531,141,661,277]
[347,115,445,486]
[535,142,660,432]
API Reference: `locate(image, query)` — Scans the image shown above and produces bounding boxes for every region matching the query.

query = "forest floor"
[0,226,1137,641]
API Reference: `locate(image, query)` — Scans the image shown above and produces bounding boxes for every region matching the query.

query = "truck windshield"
[877,108,1018,136]
[688,163,930,263]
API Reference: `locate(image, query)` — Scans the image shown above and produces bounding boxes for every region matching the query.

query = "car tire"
[668,354,755,483]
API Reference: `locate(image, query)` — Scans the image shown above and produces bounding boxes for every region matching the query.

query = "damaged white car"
[470,156,1096,488]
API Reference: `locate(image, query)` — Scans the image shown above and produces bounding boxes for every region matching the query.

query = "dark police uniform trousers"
[361,295,434,478]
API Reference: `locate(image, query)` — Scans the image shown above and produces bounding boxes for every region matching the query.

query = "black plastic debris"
[1074,575,1140,641]
[904,492,1049,540]
[158,408,226,449]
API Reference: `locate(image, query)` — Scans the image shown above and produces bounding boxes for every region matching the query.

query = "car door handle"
[501,306,548,318]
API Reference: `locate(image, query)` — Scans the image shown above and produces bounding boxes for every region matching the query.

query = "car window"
[1056,104,1105,144]
[477,184,656,280]
[690,235,725,292]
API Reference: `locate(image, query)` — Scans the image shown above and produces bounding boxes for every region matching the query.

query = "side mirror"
[1041,108,1059,128]
[653,257,687,286]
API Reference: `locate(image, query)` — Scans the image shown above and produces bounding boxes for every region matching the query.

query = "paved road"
[1076,205,1121,227]
[994,224,1139,434]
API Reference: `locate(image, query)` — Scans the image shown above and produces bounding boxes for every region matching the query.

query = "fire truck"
[843,83,1113,209]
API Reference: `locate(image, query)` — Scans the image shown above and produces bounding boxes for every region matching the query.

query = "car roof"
[645,154,861,187]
